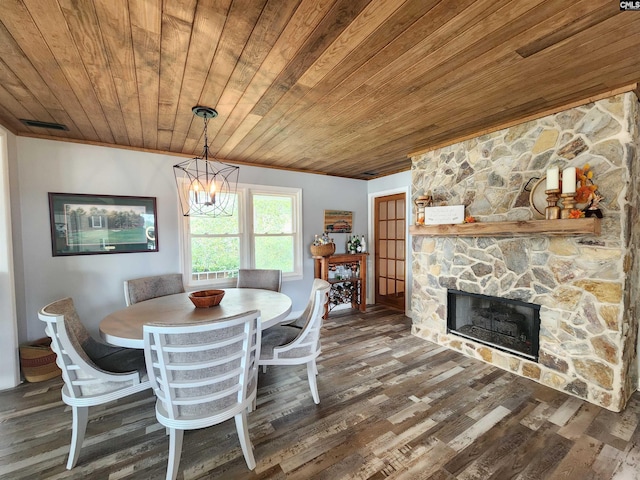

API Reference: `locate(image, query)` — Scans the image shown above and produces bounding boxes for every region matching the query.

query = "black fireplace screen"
[447,289,541,361]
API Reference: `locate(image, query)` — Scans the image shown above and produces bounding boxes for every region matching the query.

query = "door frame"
[0,129,20,389]
[367,186,412,317]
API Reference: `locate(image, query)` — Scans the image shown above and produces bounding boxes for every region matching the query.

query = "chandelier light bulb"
[208,179,216,205]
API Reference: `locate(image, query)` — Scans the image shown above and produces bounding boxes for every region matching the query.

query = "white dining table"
[99,288,292,348]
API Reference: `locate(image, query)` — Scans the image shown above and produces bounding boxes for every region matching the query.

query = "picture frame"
[48,193,158,256]
[324,209,353,233]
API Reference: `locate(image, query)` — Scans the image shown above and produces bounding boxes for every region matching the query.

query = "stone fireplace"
[410,92,640,411]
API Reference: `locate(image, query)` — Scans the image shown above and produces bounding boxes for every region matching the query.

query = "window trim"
[180,183,302,289]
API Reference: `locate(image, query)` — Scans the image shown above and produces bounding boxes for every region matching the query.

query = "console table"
[313,253,368,316]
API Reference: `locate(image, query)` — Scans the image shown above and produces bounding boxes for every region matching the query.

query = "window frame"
[180,183,302,289]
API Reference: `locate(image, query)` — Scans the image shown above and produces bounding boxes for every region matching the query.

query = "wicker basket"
[19,337,61,382]
[310,243,335,257]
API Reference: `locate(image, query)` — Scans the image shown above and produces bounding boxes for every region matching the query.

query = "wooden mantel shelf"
[408,217,601,237]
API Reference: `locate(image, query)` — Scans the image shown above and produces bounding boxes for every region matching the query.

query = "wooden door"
[374,193,405,311]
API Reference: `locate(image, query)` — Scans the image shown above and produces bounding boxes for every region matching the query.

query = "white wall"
[14,137,368,340]
[0,127,20,389]
[367,170,411,194]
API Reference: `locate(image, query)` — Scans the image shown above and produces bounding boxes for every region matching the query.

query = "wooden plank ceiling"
[0,0,639,180]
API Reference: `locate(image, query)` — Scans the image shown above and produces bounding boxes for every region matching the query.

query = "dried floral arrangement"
[575,164,599,204]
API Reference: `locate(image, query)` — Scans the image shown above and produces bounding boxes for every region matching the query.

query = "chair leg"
[306,361,320,404]
[234,410,256,470]
[66,406,89,469]
[166,428,184,480]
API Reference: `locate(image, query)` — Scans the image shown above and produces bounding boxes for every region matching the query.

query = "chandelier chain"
[202,116,210,160]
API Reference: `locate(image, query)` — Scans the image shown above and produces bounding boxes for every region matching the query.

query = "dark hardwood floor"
[2,305,640,479]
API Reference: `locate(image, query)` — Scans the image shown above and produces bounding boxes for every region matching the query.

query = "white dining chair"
[143,310,261,480]
[236,269,282,292]
[38,298,150,470]
[279,278,325,329]
[259,279,330,404]
[124,273,185,306]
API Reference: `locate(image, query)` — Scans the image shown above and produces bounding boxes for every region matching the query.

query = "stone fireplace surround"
[410,92,640,411]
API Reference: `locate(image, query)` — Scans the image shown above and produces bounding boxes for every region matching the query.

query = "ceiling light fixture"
[173,106,239,217]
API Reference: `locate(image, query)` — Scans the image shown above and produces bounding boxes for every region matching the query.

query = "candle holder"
[560,193,577,219]
[545,189,561,219]
[414,195,432,225]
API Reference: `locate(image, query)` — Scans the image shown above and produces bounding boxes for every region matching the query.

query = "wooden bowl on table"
[189,289,225,308]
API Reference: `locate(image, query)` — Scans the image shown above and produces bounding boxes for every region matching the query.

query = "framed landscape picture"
[324,209,353,233]
[48,193,158,256]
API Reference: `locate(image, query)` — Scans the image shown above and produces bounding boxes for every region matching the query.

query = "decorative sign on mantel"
[424,205,465,225]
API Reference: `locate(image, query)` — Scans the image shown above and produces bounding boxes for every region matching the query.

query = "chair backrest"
[124,273,185,306]
[273,279,330,361]
[288,278,330,328]
[38,298,143,399]
[236,269,282,292]
[143,310,261,421]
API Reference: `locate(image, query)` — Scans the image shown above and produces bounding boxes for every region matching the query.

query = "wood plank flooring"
[2,305,640,479]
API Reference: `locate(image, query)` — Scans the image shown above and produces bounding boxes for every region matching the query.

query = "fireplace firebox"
[447,289,541,361]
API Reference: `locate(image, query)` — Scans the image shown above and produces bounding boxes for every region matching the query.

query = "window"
[90,215,103,228]
[181,184,302,287]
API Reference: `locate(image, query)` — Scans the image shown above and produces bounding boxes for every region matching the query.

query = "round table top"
[100,288,292,348]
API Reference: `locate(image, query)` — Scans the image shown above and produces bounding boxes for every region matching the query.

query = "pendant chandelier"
[173,106,239,217]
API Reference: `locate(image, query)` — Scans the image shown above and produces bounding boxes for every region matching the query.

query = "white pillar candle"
[562,167,576,194]
[546,166,559,190]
